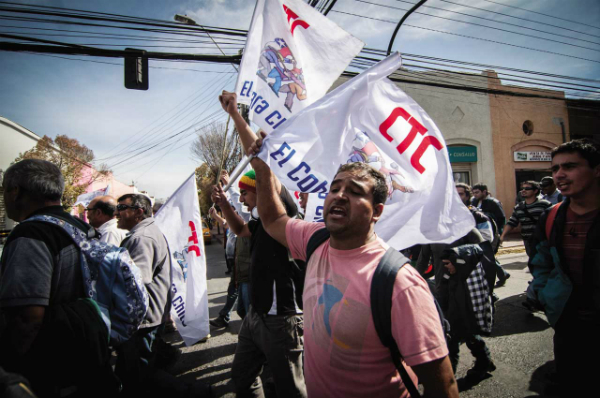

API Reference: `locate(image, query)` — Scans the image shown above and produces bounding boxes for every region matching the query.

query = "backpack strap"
[371,248,421,398]
[545,201,564,241]
[305,228,331,263]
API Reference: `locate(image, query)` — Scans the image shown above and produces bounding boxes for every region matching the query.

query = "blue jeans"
[219,274,239,322]
[237,282,250,319]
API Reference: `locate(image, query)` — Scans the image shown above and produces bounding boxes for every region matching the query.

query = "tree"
[13,135,110,210]
[195,163,214,217]
[190,121,244,184]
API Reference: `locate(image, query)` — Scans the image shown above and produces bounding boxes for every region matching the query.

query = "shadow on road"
[492,293,550,337]
[524,360,557,398]
[501,260,528,270]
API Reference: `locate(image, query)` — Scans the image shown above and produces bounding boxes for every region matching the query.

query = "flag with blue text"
[256,53,475,250]
[235,0,363,134]
[155,173,209,345]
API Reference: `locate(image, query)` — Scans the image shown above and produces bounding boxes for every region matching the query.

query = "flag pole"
[223,154,252,192]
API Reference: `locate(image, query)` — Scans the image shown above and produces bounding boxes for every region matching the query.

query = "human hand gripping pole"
[218,90,263,193]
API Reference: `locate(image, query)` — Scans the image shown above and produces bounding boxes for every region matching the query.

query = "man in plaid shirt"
[441,184,496,381]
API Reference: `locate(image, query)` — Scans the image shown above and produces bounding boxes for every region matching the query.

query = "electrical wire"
[436,0,600,39]
[391,0,600,45]
[100,73,234,165]
[477,0,600,30]
[332,11,600,64]
[352,0,600,51]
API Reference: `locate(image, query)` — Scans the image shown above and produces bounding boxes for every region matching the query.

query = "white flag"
[235,0,364,134]
[257,53,475,250]
[74,184,110,207]
[155,173,209,345]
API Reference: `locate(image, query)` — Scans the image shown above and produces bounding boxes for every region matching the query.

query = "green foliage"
[13,135,109,211]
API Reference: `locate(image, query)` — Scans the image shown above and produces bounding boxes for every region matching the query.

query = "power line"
[363,48,600,83]
[100,73,234,165]
[332,11,600,64]
[436,0,600,39]
[391,0,600,45]
[353,0,600,51]
[478,0,600,31]
[400,60,600,92]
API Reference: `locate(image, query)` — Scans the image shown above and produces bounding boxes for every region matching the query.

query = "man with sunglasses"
[86,195,127,246]
[500,181,551,262]
[115,194,172,396]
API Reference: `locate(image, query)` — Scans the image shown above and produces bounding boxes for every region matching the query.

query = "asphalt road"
[164,241,556,398]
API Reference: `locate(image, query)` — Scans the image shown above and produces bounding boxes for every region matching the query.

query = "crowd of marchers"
[0,92,597,398]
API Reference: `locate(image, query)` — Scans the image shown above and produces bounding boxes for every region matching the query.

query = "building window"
[523,120,534,136]
[453,171,471,185]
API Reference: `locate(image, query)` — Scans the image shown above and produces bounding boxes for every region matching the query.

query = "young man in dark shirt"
[212,169,306,398]
[531,139,600,397]
[501,181,551,263]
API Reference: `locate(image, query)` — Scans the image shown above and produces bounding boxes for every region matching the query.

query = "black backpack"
[306,229,450,398]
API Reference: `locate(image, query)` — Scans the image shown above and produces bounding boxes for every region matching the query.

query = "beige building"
[486,71,568,216]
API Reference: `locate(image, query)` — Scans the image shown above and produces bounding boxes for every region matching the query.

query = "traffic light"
[124,48,148,90]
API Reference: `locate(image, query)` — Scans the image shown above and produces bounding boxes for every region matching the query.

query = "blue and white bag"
[25,215,149,344]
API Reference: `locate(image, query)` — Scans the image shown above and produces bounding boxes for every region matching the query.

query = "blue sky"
[1,0,598,198]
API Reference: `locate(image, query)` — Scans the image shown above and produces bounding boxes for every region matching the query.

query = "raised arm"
[218,91,288,246]
[250,133,291,248]
[220,91,259,156]
[211,184,251,238]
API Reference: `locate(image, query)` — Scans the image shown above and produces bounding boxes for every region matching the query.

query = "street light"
[174,14,196,25]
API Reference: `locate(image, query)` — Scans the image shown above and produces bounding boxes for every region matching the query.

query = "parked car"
[202,221,211,245]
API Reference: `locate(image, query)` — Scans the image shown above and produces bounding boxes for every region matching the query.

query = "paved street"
[165,236,556,398]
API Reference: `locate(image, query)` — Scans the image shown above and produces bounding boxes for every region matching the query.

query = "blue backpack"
[25,214,149,344]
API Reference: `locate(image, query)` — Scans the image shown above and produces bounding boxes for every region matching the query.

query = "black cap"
[540,176,554,187]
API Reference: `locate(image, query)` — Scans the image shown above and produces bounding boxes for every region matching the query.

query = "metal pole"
[215,115,232,185]
[223,154,252,192]
[387,0,428,55]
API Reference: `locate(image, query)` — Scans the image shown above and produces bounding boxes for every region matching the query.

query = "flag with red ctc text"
[235,0,363,134]
[155,173,209,346]
[256,53,475,250]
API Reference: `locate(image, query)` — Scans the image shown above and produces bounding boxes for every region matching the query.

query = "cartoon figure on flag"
[257,38,306,112]
[236,0,363,134]
[347,131,414,196]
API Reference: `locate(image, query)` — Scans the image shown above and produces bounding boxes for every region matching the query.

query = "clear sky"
[1,0,598,199]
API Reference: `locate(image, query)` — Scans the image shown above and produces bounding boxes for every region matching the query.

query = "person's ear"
[372,203,384,223]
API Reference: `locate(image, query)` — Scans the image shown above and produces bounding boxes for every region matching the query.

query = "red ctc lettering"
[379,107,443,174]
[187,221,201,257]
[283,5,310,35]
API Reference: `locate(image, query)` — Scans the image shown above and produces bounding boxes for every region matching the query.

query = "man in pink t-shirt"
[219,91,458,398]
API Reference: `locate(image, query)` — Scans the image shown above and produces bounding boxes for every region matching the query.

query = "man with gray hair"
[86,195,127,246]
[114,193,172,395]
[0,159,87,391]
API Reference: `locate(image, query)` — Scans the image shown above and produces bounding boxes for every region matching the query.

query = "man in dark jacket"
[530,139,600,397]
[471,183,510,287]
[0,159,116,396]
[442,184,496,380]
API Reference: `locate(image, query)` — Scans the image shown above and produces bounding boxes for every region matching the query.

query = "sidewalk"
[212,224,526,255]
[496,233,526,255]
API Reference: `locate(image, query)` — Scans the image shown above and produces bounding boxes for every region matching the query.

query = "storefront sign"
[448,146,477,163]
[514,151,552,162]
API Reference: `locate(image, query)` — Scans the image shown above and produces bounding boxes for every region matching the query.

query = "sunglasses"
[521,187,536,191]
[116,204,140,211]
[84,207,97,212]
